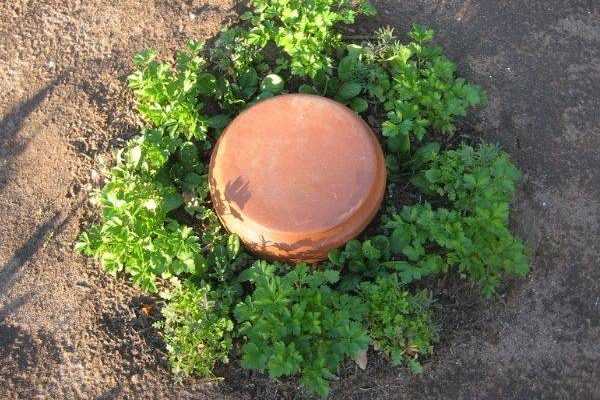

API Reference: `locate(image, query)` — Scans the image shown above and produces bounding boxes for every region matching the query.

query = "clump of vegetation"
[235,262,369,397]
[75,125,202,293]
[359,275,436,372]
[77,0,528,397]
[156,279,234,378]
[242,0,376,78]
[128,42,215,142]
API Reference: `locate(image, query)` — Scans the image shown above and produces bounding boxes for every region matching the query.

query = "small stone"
[68,182,81,197]
[189,12,196,20]
[90,169,103,187]
[353,349,368,370]
[75,281,91,289]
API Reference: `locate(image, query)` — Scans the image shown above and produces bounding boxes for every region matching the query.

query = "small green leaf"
[298,84,318,94]
[338,55,358,81]
[164,193,183,212]
[387,133,410,153]
[328,248,344,266]
[227,234,240,258]
[197,72,217,95]
[382,121,399,138]
[350,97,369,113]
[239,67,258,87]
[322,269,340,284]
[207,114,231,130]
[408,359,424,374]
[337,82,362,101]
[362,240,381,261]
[424,169,441,183]
[260,74,285,95]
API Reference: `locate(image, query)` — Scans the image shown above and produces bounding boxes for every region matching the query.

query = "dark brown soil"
[1,1,599,399]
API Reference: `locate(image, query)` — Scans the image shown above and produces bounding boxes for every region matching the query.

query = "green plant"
[386,203,528,297]
[367,26,485,153]
[327,233,446,291]
[128,41,217,142]
[157,279,234,377]
[304,44,389,112]
[384,143,528,296]
[210,27,264,76]
[75,126,204,293]
[412,142,521,213]
[242,0,376,78]
[327,236,389,291]
[235,261,369,397]
[359,274,436,372]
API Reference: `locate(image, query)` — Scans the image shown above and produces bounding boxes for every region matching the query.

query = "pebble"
[67,181,81,198]
[90,169,103,187]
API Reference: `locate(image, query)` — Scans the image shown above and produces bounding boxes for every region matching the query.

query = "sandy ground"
[1,1,599,399]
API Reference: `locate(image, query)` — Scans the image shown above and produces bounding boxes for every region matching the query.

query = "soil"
[1,1,598,399]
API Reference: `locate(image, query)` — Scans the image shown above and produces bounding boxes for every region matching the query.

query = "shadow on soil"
[94,385,124,400]
[0,75,67,192]
[0,324,61,372]
[0,292,35,322]
[98,294,168,375]
[0,204,78,296]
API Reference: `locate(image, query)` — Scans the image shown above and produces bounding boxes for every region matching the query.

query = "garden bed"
[76,1,529,397]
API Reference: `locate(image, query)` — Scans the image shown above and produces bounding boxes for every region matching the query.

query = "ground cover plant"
[77,1,529,397]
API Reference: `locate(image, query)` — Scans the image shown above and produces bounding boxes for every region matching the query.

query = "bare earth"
[1,1,598,399]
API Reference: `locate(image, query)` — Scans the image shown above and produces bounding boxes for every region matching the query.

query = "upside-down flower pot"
[209,94,386,262]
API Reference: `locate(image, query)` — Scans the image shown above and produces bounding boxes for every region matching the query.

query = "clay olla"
[209,94,387,262]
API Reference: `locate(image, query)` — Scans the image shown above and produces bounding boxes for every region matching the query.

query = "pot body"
[209,94,387,262]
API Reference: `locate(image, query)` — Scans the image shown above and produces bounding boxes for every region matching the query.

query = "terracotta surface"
[208,94,386,262]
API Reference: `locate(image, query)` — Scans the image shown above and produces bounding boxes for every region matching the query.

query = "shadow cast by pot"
[209,173,252,223]
[253,235,324,263]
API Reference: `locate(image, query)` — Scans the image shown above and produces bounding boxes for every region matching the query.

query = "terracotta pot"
[209,94,386,262]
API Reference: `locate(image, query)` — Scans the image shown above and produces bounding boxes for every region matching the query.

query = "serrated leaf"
[207,114,231,130]
[350,97,369,113]
[322,269,340,284]
[387,133,410,153]
[338,55,358,81]
[337,82,362,101]
[196,72,217,95]
[362,240,381,261]
[298,84,317,94]
[328,248,344,266]
[227,234,240,258]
